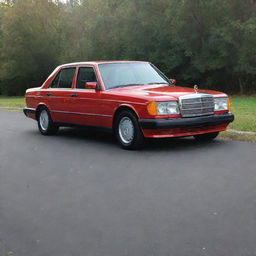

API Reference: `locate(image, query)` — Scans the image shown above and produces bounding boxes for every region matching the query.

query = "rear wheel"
[194,132,219,142]
[37,107,59,135]
[115,110,144,150]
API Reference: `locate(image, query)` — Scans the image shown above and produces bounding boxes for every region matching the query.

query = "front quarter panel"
[97,91,147,128]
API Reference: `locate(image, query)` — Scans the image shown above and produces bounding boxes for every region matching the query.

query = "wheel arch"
[35,103,50,120]
[112,104,140,129]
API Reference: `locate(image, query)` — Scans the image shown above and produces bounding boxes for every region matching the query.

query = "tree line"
[0,0,255,95]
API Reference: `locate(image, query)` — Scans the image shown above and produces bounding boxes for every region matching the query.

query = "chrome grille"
[179,94,214,117]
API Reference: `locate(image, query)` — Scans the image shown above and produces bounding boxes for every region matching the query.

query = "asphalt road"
[0,111,256,256]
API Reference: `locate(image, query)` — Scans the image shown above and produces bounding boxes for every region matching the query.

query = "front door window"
[76,67,97,89]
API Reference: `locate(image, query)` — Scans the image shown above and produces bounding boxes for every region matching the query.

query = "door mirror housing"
[169,79,176,85]
[84,82,97,90]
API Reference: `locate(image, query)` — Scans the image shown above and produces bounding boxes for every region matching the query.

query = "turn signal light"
[147,101,157,115]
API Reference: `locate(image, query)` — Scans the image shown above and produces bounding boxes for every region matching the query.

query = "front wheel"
[115,110,144,150]
[194,132,219,142]
[37,107,59,135]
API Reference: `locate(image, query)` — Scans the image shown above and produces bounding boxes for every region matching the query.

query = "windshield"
[98,62,170,90]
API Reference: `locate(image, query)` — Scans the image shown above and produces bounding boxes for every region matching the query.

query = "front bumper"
[139,113,234,129]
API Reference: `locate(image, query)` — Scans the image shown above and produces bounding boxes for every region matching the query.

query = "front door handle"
[46,93,52,96]
[70,93,78,97]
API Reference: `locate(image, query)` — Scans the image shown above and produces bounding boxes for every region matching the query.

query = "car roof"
[59,60,149,68]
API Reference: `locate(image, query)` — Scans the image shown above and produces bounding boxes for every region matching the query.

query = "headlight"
[147,101,180,115]
[157,101,180,115]
[214,97,228,111]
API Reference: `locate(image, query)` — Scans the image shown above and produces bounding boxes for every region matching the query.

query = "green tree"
[0,0,255,95]
[0,0,63,95]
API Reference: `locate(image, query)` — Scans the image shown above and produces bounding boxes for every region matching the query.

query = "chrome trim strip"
[182,107,214,111]
[182,101,213,105]
[179,93,213,100]
[51,110,112,118]
[26,95,146,105]
[100,98,146,105]
[180,113,214,117]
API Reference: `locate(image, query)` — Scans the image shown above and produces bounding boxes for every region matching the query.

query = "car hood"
[108,84,226,100]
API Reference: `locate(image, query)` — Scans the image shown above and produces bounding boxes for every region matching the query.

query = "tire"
[115,110,144,150]
[37,106,59,135]
[194,132,219,142]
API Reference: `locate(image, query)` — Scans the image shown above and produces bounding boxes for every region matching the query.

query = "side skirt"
[55,122,113,134]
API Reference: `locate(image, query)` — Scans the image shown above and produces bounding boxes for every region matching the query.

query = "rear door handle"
[70,93,78,97]
[46,93,52,96]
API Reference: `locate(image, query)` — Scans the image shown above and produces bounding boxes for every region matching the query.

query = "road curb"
[226,129,256,136]
[0,107,23,110]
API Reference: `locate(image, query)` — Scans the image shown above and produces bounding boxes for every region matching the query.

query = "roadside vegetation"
[220,95,256,142]
[228,96,256,132]
[0,0,256,96]
[0,96,24,108]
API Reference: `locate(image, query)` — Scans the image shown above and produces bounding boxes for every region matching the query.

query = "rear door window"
[50,68,76,89]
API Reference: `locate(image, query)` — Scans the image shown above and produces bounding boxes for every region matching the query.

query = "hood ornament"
[194,84,198,93]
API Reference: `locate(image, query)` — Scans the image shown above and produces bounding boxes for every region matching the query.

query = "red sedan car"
[24,61,234,149]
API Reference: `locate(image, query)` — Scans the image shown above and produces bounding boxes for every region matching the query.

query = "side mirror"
[169,79,176,85]
[84,82,97,90]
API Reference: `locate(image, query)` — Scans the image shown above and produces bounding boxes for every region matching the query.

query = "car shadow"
[54,127,227,152]
[57,126,116,145]
[144,136,225,152]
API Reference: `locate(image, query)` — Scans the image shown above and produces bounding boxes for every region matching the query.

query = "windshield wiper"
[110,84,142,89]
[110,82,169,89]
[146,82,169,85]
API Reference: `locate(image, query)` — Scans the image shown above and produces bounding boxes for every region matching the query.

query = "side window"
[50,68,76,89]
[50,71,61,88]
[76,67,97,89]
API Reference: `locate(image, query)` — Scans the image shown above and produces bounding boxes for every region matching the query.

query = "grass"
[0,96,25,108]
[228,96,256,132]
